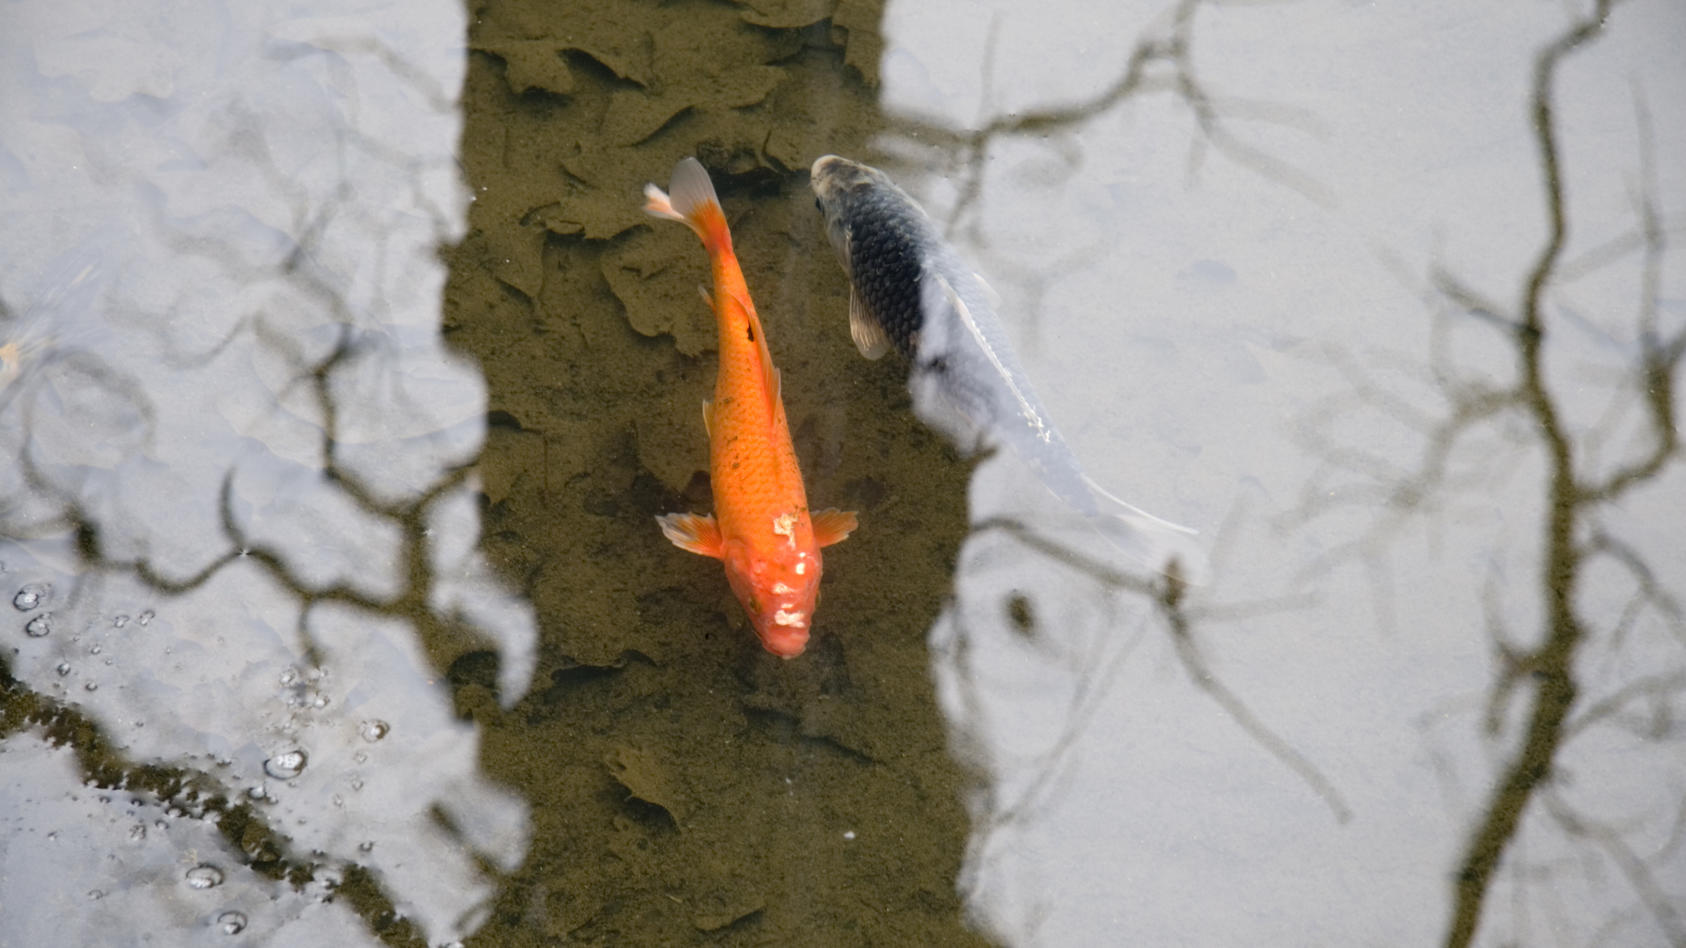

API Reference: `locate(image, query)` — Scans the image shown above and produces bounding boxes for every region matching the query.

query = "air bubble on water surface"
[13,583,48,611]
[263,749,308,780]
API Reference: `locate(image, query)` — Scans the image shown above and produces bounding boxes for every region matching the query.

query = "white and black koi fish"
[809,154,1199,574]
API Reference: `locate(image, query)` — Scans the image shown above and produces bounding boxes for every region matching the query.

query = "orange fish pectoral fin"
[657,512,725,558]
[811,508,859,547]
[701,399,714,437]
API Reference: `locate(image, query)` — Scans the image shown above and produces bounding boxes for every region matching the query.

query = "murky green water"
[3,0,1683,945]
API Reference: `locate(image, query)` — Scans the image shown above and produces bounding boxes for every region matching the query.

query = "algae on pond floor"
[445,0,989,943]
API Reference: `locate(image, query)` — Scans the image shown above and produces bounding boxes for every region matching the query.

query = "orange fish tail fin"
[643,157,731,255]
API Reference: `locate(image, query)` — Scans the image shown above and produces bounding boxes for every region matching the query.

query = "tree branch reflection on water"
[874,2,1355,939]
[861,0,1680,943]
[936,507,1346,939]
[2,244,530,944]
[0,5,534,943]
[1291,2,1684,944]
[883,0,1330,243]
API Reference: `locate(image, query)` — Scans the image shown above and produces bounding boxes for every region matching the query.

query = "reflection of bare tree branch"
[3,229,495,948]
[1443,5,1640,944]
[1564,670,1686,742]
[1543,790,1686,947]
[1280,1,1682,940]
[1157,559,1353,824]
[1574,92,1682,505]
[973,516,1349,822]
[0,658,428,948]
[884,0,1328,235]
[1582,530,1686,652]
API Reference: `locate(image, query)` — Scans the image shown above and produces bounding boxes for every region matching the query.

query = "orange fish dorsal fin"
[720,288,782,426]
[811,508,858,547]
[657,512,725,558]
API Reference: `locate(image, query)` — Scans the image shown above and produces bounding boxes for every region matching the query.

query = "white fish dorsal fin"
[928,270,1044,437]
[849,286,891,359]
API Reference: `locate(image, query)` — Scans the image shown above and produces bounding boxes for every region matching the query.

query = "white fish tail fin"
[1081,474,1197,537]
[1087,505,1209,587]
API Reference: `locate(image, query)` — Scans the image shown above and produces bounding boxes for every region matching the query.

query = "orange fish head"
[723,543,823,659]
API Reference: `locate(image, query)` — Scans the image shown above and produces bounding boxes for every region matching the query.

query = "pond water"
[1,0,1682,945]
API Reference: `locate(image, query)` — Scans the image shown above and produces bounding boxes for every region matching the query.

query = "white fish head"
[808,155,862,268]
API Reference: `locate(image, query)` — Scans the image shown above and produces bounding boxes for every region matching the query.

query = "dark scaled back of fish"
[823,175,927,357]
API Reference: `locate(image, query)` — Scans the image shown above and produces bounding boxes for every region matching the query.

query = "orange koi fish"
[644,157,858,658]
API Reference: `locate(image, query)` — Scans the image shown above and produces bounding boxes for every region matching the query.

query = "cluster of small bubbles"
[357,840,374,854]
[113,614,129,628]
[352,750,368,765]
[349,777,364,792]
[129,824,147,842]
[263,750,308,781]
[12,582,49,611]
[216,911,247,935]
[88,889,105,900]
[186,864,225,890]
[55,662,71,677]
[137,609,155,626]
[246,784,268,802]
[83,681,99,692]
[358,720,389,742]
[278,666,313,708]
[24,613,52,637]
